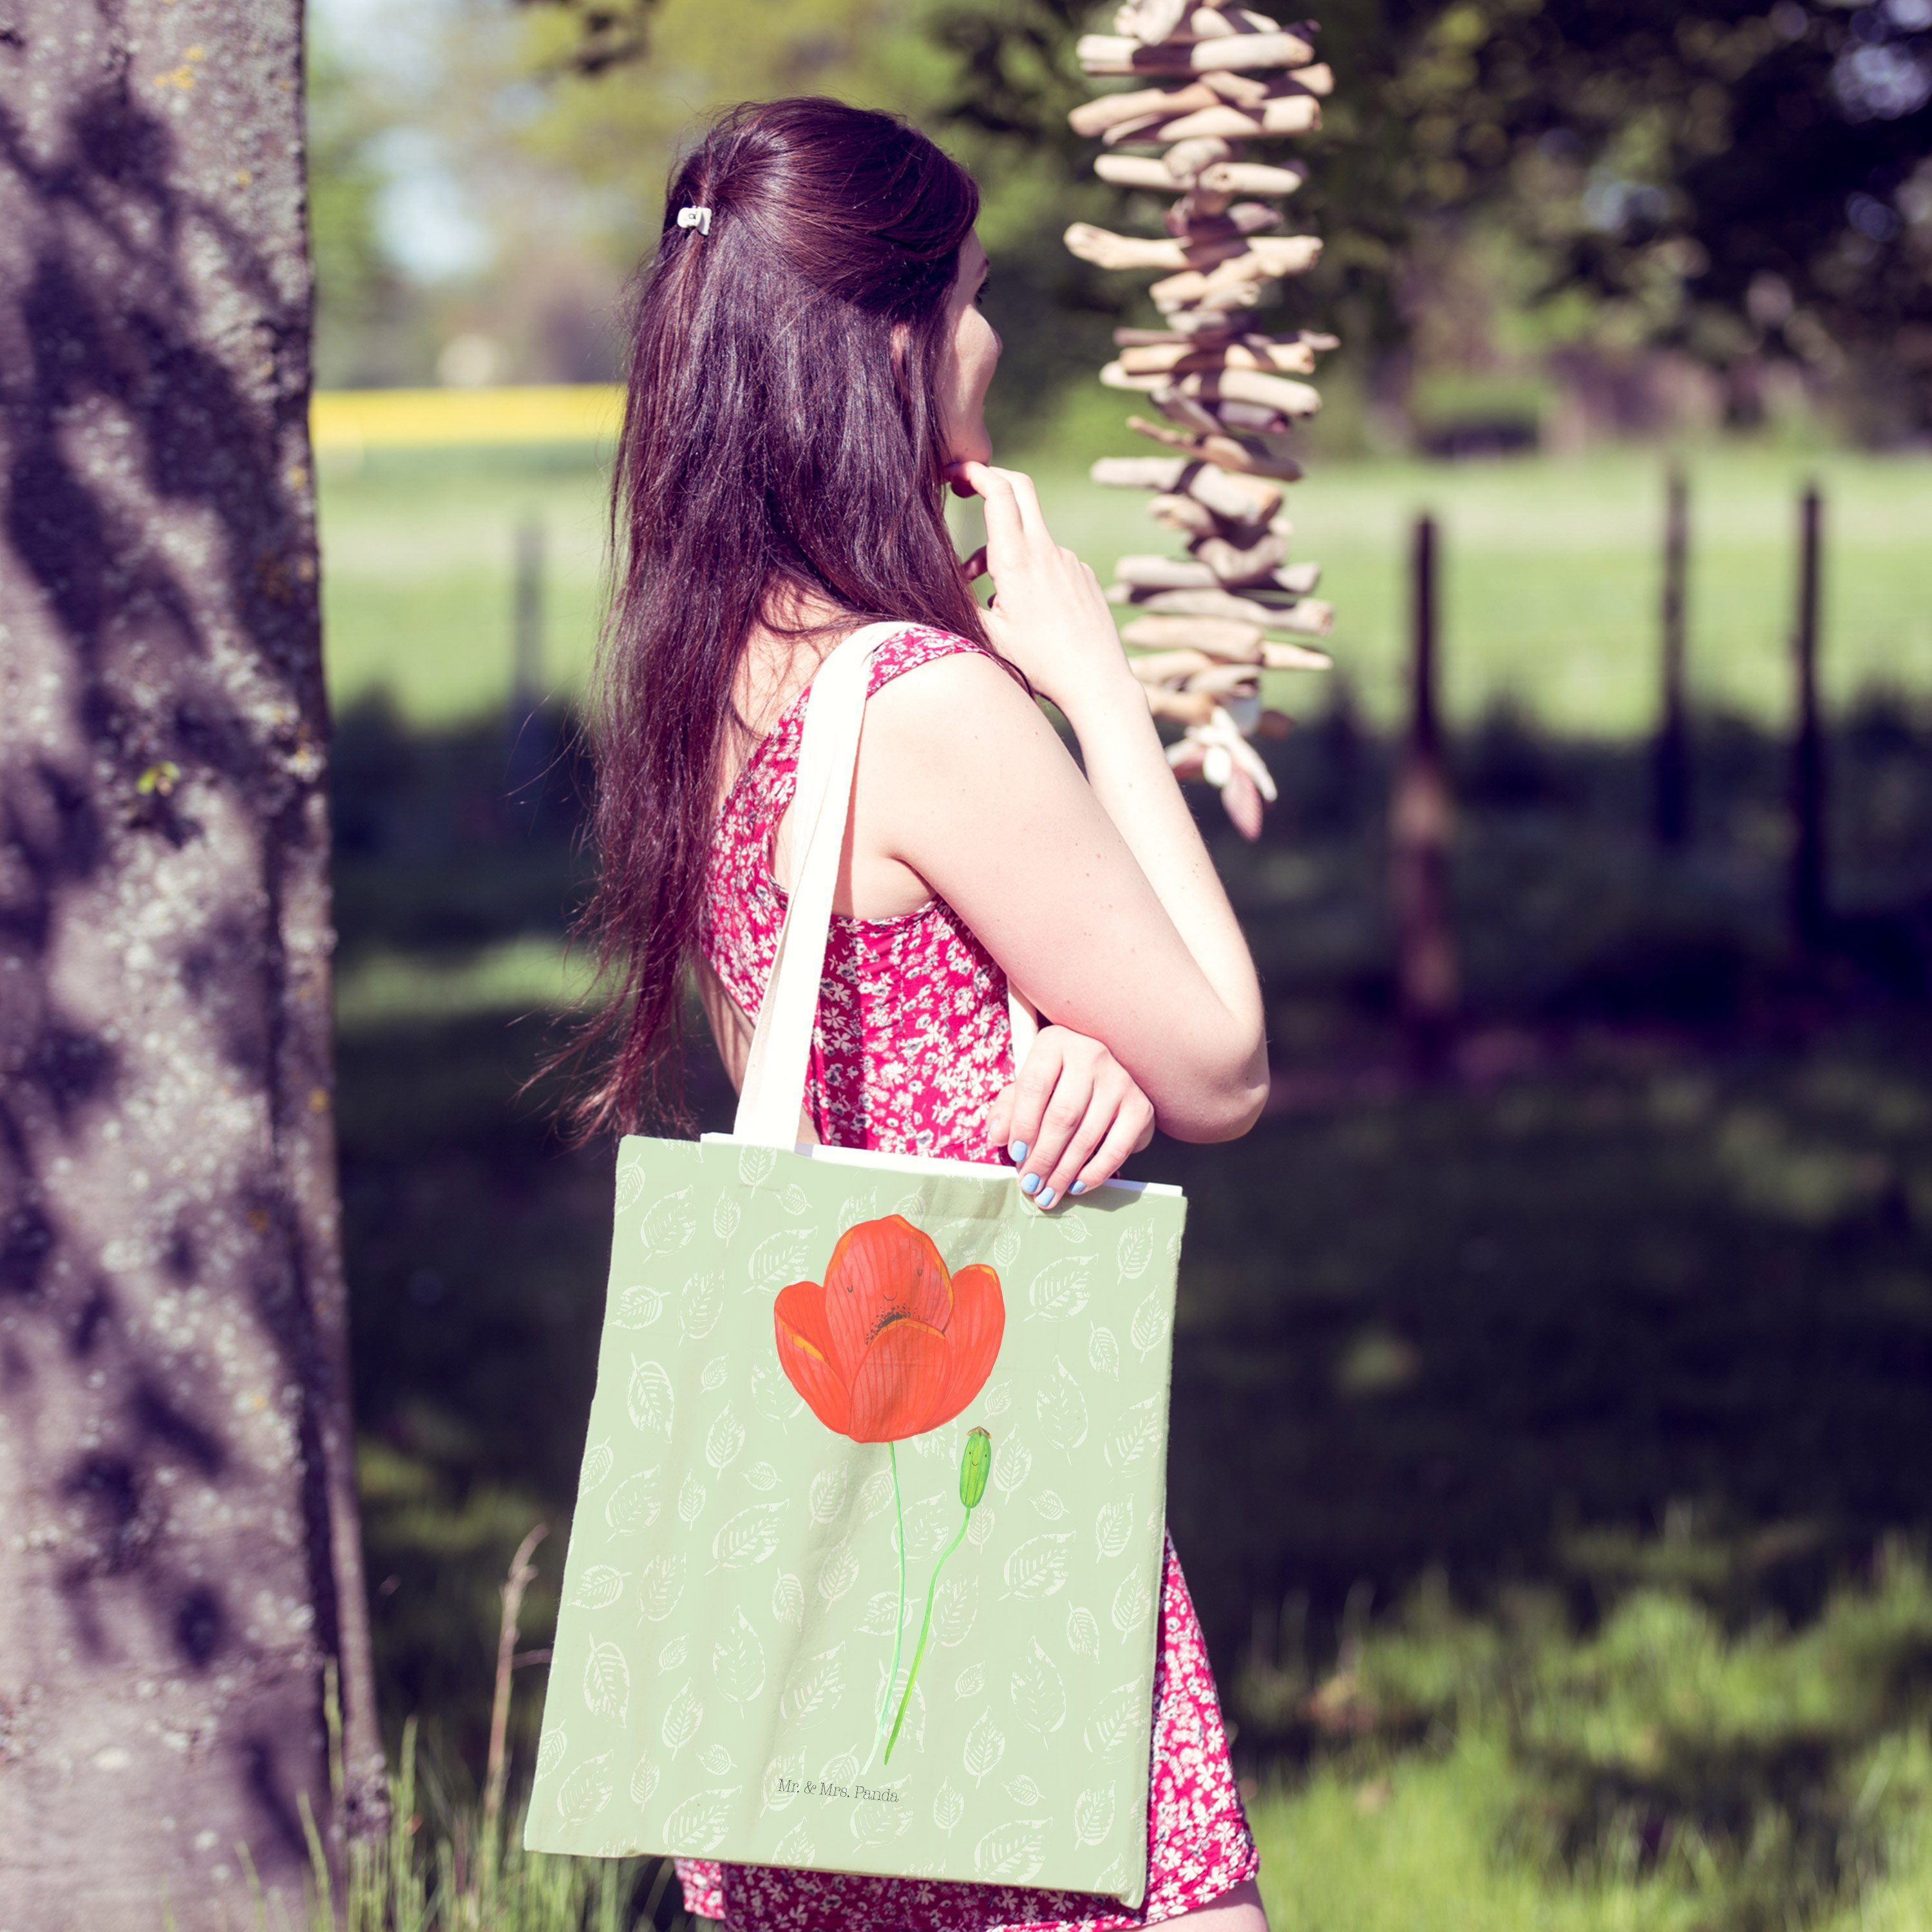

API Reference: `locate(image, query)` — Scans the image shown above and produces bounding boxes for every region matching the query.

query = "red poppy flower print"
[772,1215,1004,1443]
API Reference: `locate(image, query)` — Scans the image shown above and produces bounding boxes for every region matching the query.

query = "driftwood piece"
[1175,366,1323,415]
[1122,614,1268,658]
[1192,529,1290,583]
[1126,414,1305,477]
[1114,574,1324,614]
[1127,647,1219,682]
[1145,685,1220,725]
[1094,153,1305,194]
[1142,97,1322,142]
[1116,0,1193,42]
[1077,30,1318,74]
[1148,491,1220,537]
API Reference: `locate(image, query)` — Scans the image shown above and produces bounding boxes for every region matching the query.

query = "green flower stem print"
[875,1439,907,1756]
[772,1216,1005,1768]
[885,1426,991,1766]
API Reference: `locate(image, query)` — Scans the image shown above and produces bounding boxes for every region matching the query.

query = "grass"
[317,433,1932,1929]
[317,438,1932,736]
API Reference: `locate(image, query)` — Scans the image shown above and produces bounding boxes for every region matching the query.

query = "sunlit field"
[318,439,1932,736]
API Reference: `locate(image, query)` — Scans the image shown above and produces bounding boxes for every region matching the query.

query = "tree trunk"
[0,3,384,1926]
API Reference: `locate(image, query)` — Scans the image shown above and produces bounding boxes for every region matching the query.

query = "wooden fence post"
[1653,464,1690,847]
[1392,513,1458,1068]
[1790,482,1827,955]
[506,513,550,824]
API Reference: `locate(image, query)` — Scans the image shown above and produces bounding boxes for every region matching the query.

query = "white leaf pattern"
[626,1358,674,1437]
[578,1439,613,1494]
[1113,1568,1156,1634]
[1036,1357,1090,1451]
[661,1680,702,1754]
[808,1466,848,1526]
[857,1466,895,1519]
[1002,1533,1072,1600]
[772,1571,804,1627]
[639,1188,694,1256]
[681,1270,724,1341]
[678,1474,706,1526]
[659,1636,688,1672]
[779,1646,842,1723]
[714,1607,766,1707]
[1088,1323,1121,1379]
[1130,1286,1171,1358]
[630,1753,659,1806]
[1067,1605,1101,1658]
[1075,1784,1117,1845]
[557,1754,612,1825]
[774,1823,814,1864]
[1032,1490,1066,1520]
[974,1821,1045,1880]
[1003,1774,1043,1807]
[1083,1681,1140,1756]
[1104,1395,1163,1470]
[954,1663,986,1698]
[712,1501,787,1569]
[609,1284,663,1330]
[712,1195,741,1241]
[857,1590,899,1635]
[569,1564,627,1610]
[663,1786,737,1852]
[701,1354,730,1392]
[933,1779,965,1832]
[1095,1496,1134,1560]
[698,1745,735,1777]
[991,1435,1031,1497]
[605,1472,660,1535]
[962,1709,1005,1785]
[535,1726,566,1782]
[1009,1639,1068,1735]
[933,1575,979,1645]
[817,1542,859,1604]
[777,1183,810,1216]
[737,1146,774,1186]
[583,1640,629,1722]
[745,1460,780,1492]
[705,1403,745,1473]
[613,1154,647,1213]
[748,1229,813,1289]
[1027,1256,1091,1320]
[636,1554,685,1623]
[1117,1222,1153,1279]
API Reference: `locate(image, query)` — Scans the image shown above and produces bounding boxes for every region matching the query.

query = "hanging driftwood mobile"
[1066,0,1335,838]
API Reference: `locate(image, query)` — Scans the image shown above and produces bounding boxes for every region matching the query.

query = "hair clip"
[676,205,713,238]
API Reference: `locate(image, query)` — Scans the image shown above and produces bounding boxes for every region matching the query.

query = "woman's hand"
[987,1026,1157,1210]
[947,459,1140,723]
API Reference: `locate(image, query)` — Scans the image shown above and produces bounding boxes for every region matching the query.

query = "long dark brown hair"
[560,97,987,1141]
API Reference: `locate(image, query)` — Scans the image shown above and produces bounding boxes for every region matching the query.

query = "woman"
[571,96,1272,1932]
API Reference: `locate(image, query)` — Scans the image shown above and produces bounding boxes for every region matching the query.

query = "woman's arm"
[853,466,1269,1148]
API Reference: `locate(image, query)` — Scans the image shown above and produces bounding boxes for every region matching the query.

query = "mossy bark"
[0,2,384,1923]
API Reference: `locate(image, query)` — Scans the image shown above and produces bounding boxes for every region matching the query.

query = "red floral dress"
[690,625,1260,1931]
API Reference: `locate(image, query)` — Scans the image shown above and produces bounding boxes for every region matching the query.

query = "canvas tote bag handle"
[734,622,1038,1146]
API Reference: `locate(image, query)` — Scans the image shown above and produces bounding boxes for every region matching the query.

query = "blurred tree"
[0,0,383,1921]
[308,24,407,387]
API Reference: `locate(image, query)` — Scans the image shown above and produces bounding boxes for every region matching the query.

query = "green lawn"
[321,430,1932,1931]
[319,439,1932,737]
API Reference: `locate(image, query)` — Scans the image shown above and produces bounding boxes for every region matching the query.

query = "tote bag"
[527,622,1186,1907]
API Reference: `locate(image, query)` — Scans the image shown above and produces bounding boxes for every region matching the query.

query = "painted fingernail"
[1070,1180,1087,1195]
[1021,1172,1041,1195]
[1036,1188,1056,1210]
[1009,1140,1028,1162]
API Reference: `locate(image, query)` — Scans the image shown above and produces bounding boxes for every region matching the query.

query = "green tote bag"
[526,622,1186,1907]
